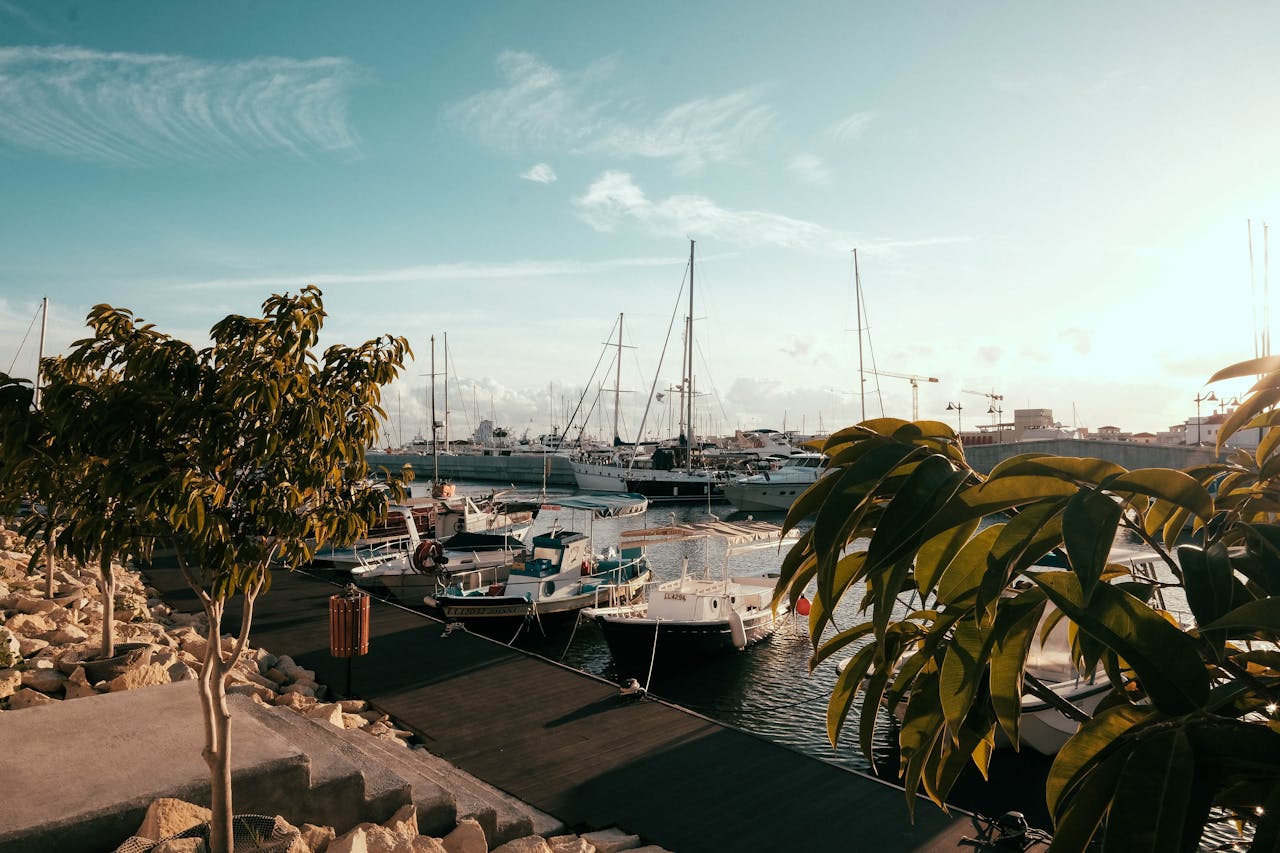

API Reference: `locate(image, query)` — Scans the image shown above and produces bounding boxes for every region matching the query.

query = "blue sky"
[1,2,1276,442]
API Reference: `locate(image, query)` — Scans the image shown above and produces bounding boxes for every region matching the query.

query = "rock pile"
[0,526,671,852]
[116,799,663,853]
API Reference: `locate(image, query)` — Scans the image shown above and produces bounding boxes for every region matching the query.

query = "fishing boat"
[722,452,828,513]
[436,493,650,635]
[585,519,797,679]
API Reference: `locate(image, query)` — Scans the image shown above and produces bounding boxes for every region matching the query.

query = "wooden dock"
[143,565,974,852]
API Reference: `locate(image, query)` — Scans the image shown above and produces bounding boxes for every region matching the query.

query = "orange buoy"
[796,596,812,616]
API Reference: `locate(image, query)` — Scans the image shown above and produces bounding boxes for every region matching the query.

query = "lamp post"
[1193,391,1217,445]
[988,404,1003,441]
[946,401,963,435]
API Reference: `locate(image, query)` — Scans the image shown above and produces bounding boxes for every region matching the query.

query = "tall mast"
[687,240,696,473]
[443,332,449,450]
[854,249,865,421]
[613,313,623,445]
[33,297,47,409]
[430,335,438,483]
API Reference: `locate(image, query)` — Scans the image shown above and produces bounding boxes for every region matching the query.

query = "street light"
[946,401,963,434]
[1193,391,1217,445]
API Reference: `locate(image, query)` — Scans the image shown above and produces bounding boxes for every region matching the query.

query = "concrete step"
[332,724,563,846]
[242,700,429,832]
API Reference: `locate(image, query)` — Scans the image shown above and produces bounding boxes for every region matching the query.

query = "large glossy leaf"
[1062,490,1123,602]
[990,592,1048,747]
[1032,572,1209,715]
[899,667,946,815]
[925,476,1081,536]
[1105,468,1215,521]
[1207,356,1280,383]
[1219,388,1280,451]
[1202,597,1280,634]
[939,616,989,733]
[992,455,1127,485]
[1047,703,1158,818]
[807,552,865,647]
[827,641,876,747]
[865,454,968,576]
[913,518,980,600]
[1048,749,1128,853]
[1178,543,1234,640]
[937,525,1004,604]
[1102,729,1195,853]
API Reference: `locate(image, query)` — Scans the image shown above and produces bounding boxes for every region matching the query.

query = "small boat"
[351,525,531,603]
[435,493,650,634]
[585,519,796,678]
[722,452,828,513]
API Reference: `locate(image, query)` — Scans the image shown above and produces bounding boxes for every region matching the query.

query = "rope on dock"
[643,618,660,694]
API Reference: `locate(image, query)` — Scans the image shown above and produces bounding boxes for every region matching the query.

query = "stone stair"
[247,701,565,847]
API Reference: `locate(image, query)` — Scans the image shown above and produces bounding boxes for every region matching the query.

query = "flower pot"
[81,642,153,684]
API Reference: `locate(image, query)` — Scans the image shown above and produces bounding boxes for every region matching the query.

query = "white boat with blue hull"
[584,519,796,678]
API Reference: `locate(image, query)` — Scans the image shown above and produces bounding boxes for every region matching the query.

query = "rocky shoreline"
[0,525,670,853]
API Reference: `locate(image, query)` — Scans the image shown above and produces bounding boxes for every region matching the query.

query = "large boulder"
[0,668,22,699]
[21,667,67,695]
[7,687,57,710]
[136,797,212,841]
[305,702,345,729]
[5,612,54,638]
[105,661,170,693]
[549,836,597,853]
[579,830,641,853]
[63,666,100,700]
[442,818,488,853]
[492,838,553,853]
[0,627,19,668]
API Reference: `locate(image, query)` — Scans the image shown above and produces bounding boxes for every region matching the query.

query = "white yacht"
[722,453,827,512]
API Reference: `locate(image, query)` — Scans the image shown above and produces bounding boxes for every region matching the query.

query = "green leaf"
[1219,388,1280,451]
[1202,596,1280,633]
[1062,490,1123,602]
[936,525,1003,604]
[939,616,988,733]
[1031,572,1209,715]
[1105,468,1215,522]
[1047,703,1157,818]
[990,593,1048,748]
[1178,543,1234,636]
[1048,748,1128,853]
[1207,356,1280,383]
[827,641,876,747]
[992,455,1127,485]
[913,518,980,599]
[1102,729,1194,853]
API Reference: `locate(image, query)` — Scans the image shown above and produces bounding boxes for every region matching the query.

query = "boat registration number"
[664,593,687,601]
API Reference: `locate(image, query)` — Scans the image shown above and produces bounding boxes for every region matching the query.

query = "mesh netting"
[115,814,301,853]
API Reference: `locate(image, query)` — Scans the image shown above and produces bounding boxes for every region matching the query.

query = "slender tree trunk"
[97,554,116,659]
[44,527,55,599]
[200,601,234,853]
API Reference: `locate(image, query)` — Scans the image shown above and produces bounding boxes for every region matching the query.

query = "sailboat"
[570,241,733,502]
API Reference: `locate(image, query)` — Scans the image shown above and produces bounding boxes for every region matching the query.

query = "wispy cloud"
[828,110,875,143]
[521,162,557,183]
[0,1,56,37]
[169,255,685,292]
[0,45,364,165]
[574,171,833,249]
[445,51,772,171]
[787,153,829,185]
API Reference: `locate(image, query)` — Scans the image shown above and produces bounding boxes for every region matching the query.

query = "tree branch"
[1023,672,1094,724]
[174,545,213,614]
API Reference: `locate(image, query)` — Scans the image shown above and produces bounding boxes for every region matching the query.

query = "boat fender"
[581,559,592,574]
[729,610,747,650]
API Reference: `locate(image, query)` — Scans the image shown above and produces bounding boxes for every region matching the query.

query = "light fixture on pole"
[1193,391,1217,445]
[946,401,963,435]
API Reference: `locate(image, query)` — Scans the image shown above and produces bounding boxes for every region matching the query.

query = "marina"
[139,548,974,852]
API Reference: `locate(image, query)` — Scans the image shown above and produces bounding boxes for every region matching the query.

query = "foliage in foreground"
[775,356,1280,852]
[0,287,409,853]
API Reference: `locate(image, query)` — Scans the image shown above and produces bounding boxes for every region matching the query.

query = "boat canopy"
[619,519,795,553]
[538,493,649,518]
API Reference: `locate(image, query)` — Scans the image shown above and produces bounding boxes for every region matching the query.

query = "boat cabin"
[511,530,593,579]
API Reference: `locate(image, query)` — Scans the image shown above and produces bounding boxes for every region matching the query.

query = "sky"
[1,1,1277,444]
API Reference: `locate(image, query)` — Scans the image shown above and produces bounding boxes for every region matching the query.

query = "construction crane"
[869,370,940,420]
[962,388,1004,424]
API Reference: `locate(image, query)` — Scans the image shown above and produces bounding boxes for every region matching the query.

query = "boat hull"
[572,461,730,503]
[593,607,780,678]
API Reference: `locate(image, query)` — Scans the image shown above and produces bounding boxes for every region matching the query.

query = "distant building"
[1131,432,1157,444]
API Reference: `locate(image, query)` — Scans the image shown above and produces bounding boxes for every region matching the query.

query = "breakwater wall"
[965,438,1220,475]
[368,452,577,487]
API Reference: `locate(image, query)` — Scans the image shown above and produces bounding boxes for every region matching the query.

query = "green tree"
[51,288,409,853]
[775,357,1280,852]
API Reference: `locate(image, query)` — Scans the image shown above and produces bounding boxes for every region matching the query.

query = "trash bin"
[329,586,370,658]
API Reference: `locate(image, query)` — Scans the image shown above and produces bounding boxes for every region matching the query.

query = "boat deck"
[142,565,974,852]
